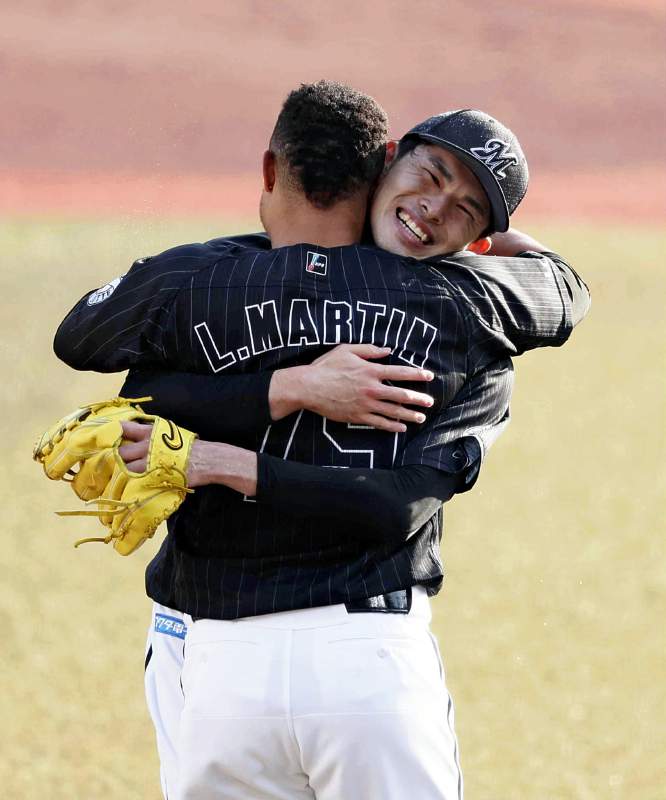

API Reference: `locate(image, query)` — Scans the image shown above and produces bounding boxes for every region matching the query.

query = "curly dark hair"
[270,80,388,209]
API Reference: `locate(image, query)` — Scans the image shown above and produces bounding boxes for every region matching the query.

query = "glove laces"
[57,468,193,548]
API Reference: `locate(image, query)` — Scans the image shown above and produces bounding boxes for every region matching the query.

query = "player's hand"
[270,344,435,433]
[119,422,256,493]
[465,237,492,255]
[119,421,208,489]
[117,421,152,472]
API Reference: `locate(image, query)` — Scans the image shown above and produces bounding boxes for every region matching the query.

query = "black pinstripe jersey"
[55,236,589,618]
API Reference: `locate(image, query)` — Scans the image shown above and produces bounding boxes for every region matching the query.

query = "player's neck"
[269,198,367,249]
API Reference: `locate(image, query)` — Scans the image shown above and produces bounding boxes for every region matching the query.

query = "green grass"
[2,219,664,799]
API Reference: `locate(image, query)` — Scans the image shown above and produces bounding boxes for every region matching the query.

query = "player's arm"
[478,226,586,306]
[487,227,591,329]
[120,423,466,544]
[444,231,590,355]
[122,368,275,442]
[119,360,513,544]
[122,343,435,440]
[52,243,214,372]
[483,226,549,257]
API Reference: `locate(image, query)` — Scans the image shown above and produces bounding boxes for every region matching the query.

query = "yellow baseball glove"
[34,398,196,555]
[34,397,153,496]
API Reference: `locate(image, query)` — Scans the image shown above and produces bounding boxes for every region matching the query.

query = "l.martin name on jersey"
[55,235,581,406]
[194,297,438,373]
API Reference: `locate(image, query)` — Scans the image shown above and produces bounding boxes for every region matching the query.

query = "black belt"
[344,587,412,614]
[191,587,414,622]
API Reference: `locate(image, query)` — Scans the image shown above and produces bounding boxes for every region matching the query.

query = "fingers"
[123,459,148,473]
[343,344,392,360]
[118,440,149,473]
[118,440,147,461]
[466,236,492,255]
[342,345,435,383]
[376,363,434,383]
[373,384,434,408]
[362,414,407,434]
[319,344,435,383]
[120,420,153,441]
[369,401,428,425]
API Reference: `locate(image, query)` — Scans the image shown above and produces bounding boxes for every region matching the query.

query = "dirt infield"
[3,0,664,222]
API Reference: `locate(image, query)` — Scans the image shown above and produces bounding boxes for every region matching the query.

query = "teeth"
[397,210,429,243]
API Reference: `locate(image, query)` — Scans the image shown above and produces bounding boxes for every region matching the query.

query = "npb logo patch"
[86,276,123,305]
[154,613,187,640]
[469,138,519,180]
[306,251,327,276]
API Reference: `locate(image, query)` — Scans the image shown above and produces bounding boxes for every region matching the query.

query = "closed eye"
[425,168,440,188]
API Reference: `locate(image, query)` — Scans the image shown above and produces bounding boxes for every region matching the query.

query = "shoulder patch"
[86,276,123,306]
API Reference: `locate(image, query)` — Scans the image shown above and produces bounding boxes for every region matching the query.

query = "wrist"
[268,366,308,421]
[188,440,257,495]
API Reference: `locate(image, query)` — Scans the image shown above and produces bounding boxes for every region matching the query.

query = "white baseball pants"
[145,605,188,798]
[146,590,463,800]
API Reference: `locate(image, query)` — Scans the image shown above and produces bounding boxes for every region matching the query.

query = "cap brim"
[405,134,510,233]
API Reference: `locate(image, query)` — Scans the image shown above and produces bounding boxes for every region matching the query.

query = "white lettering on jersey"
[245,301,285,354]
[382,308,406,350]
[323,300,353,344]
[194,322,238,373]
[288,299,320,346]
[356,302,386,343]
[398,317,438,368]
[195,300,440,372]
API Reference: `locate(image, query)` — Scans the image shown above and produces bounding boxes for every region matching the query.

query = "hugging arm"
[122,343,436,442]
[200,359,513,544]
[487,227,591,330]
[122,369,274,443]
[53,234,270,373]
[439,244,590,359]
[120,359,514,545]
[53,244,214,372]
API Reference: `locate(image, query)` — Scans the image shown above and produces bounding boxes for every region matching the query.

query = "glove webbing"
[33,396,153,462]
[57,469,193,548]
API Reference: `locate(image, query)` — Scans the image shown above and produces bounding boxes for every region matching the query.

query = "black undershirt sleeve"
[120,369,273,443]
[256,438,481,545]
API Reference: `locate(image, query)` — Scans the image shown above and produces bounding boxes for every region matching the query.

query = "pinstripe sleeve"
[53,243,216,372]
[398,358,514,477]
[436,251,590,357]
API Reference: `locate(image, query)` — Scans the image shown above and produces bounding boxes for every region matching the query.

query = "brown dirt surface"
[2,0,664,221]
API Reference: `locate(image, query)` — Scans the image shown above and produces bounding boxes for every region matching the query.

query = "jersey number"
[244,411,399,501]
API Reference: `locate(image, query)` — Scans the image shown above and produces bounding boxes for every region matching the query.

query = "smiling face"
[369,142,491,258]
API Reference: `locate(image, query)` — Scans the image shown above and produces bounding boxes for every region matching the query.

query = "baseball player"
[53,82,589,799]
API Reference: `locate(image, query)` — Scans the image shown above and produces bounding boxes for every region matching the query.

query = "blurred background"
[2,1,664,798]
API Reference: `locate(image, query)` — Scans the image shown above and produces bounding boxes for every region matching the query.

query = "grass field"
[2,219,664,799]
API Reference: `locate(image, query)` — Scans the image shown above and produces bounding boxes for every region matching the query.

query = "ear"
[262,150,276,192]
[465,236,492,255]
[383,140,399,171]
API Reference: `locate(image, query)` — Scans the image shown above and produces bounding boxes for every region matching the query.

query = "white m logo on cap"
[469,138,519,179]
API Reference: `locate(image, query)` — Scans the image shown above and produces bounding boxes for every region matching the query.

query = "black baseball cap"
[401,109,529,233]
